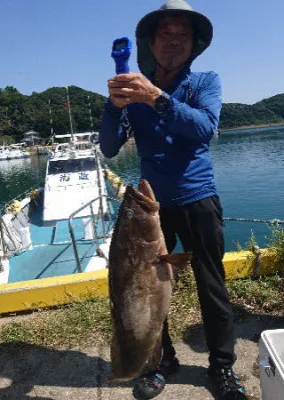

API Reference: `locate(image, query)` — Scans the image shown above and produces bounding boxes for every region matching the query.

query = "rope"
[223,217,284,225]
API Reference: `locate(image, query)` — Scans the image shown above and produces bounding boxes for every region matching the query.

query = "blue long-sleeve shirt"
[99,65,222,208]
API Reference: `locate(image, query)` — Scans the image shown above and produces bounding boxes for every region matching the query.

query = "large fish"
[108,179,192,382]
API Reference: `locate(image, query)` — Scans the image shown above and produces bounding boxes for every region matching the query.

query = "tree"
[0,85,283,139]
[0,134,15,145]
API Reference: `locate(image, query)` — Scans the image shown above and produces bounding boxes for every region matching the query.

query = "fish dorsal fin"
[158,252,192,269]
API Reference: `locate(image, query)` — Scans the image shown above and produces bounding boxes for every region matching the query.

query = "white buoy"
[18,226,33,250]
[83,218,95,240]
[0,258,9,284]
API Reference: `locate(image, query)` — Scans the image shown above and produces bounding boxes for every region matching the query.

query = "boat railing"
[0,184,44,216]
[68,194,118,273]
[0,215,23,258]
[0,185,44,259]
[0,216,9,258]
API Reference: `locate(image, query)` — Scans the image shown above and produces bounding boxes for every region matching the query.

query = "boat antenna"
[65,86,74,143]
[87,95,94,132]
[48,99,55,145]
[87,94,103,223]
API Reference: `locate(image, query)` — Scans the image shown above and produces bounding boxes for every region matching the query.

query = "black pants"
[160,195,236,368]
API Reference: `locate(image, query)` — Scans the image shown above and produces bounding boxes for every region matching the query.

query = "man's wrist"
[152,92,171,115]
[147,87,163,107]
[106,97,123,116]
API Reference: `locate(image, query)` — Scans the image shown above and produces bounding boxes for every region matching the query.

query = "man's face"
[150,15,193,71]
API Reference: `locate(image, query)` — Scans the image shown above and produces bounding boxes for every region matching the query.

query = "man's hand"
[108,73,162,108]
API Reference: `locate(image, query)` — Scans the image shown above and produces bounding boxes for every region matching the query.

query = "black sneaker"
[208,366,248,399]
[133,357,180,399]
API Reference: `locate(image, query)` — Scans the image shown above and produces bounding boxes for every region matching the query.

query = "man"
[99,0,248,399]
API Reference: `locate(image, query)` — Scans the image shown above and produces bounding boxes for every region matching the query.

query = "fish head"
[118,179,161,244]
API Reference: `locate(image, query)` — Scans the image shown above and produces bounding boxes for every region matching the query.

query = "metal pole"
[0,217,7,257]
[68,215,82,273]
[65,86,74,143]
[87,95,94,132]
[87,94,105,236]
[48,99,54,145]
[94,146,106,237]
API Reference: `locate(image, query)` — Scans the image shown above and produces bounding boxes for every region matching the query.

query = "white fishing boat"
[0,144,30,161]
[44,132,108,222]
[7,146,30,160]
[0,88,124,286]
[0,137,121,285]
[0,146,10,160]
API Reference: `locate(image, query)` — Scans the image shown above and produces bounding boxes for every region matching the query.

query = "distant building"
[23,130,41,146]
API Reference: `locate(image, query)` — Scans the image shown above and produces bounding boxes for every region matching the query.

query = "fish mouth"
[126,179,159,211]
[138,179,155,201]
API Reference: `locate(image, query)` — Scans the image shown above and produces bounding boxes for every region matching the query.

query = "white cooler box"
[259,329,284,400]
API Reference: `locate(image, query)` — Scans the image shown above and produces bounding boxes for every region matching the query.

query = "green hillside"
[0,85,283,144]
[0,86,106,144]
[219,94,284,129]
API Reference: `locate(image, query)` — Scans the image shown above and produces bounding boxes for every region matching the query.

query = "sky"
[1,0,284,104]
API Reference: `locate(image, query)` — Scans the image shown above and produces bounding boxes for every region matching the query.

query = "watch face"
[155,94,170,113]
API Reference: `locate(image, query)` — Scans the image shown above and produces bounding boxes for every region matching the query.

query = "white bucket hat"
[136,0,213,75]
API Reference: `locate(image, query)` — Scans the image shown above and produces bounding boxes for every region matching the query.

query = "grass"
[228,274,284,313]
[0,226,284,348]
[1,270,283,348]
[0,271,200,348]
[0,298,112,348]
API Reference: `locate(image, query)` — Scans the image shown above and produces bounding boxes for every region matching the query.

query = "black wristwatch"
[153,92,170,115]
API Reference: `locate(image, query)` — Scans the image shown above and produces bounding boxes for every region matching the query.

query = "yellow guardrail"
[0,248,281,314]
[104,168,126,199]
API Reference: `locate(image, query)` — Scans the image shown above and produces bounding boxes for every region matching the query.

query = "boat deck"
[8,208,112,283]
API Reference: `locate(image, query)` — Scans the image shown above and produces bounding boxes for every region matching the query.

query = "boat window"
[48,158,97,174]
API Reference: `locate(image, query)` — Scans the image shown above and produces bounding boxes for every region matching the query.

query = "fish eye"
[125,208,134,219]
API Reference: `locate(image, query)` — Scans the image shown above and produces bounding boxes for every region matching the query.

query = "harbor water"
[1,126,284,251]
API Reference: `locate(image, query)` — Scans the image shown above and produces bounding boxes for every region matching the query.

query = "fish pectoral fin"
[158,252,192,269]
